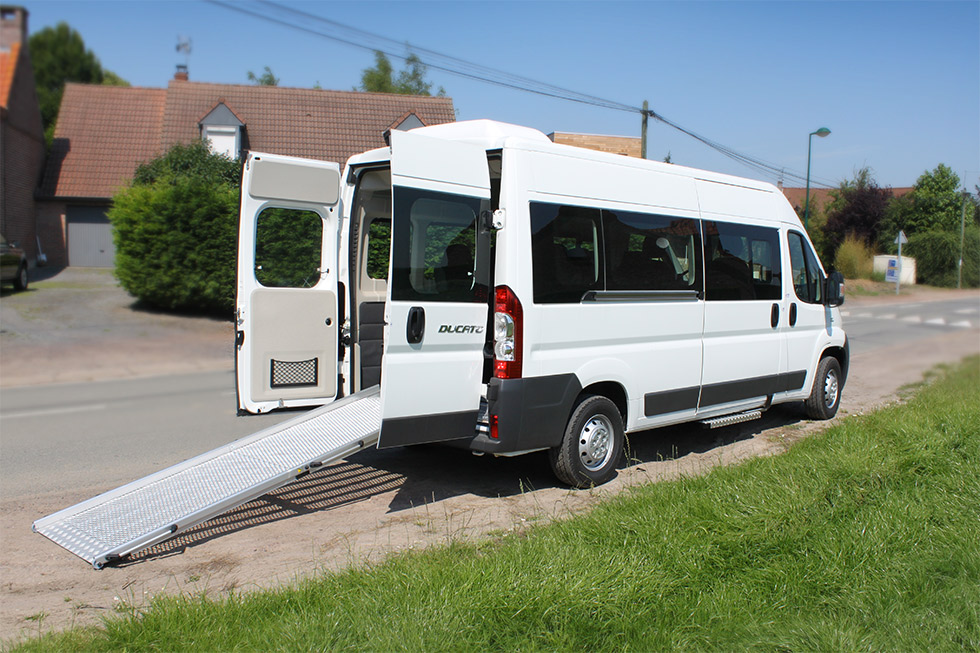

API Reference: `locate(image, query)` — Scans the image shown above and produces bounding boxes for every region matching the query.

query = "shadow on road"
[115,403,806,567]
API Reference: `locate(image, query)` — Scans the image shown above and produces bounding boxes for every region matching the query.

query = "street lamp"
[804,127,831,231]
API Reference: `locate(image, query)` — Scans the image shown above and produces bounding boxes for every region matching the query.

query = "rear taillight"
[493,285,523,379]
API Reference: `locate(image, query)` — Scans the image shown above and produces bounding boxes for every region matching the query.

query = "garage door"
[67,205,115,267]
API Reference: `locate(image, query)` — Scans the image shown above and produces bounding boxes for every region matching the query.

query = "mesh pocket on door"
[270,358,318,387]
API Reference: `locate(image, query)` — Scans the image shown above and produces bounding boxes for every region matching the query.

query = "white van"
[236,120,847,488]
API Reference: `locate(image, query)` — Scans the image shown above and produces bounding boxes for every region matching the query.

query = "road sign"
[893,231,906,294]
[885,258,899,282]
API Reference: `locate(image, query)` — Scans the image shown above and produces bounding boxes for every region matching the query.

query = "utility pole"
[958,190,968,289]
[641,100,649,159]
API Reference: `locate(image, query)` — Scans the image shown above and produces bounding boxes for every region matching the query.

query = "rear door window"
[390,187,488,303]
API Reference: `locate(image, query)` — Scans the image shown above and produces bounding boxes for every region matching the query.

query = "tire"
[805,356,842,420]
[549,394,624,488]
[13,264,28,291]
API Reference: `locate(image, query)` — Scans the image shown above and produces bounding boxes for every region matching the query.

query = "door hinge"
[491,209,505,230]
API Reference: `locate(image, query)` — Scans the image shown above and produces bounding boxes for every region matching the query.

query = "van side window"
[788,231,823,304]
[603,210,702,292]
[391,187,487,303]
[703,221,781,301]
[530,202,603,303]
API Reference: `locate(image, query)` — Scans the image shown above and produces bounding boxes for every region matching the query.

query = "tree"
[359,51,445,96]
[793,199,830,262]
[879,165,964,250]
[28,22,128,144]
[822,167,892,260]
[109,142,241,314]
[247,66,279,86]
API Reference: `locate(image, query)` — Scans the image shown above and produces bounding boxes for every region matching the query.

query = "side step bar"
[699,409,763,430]
[33,386,381,569]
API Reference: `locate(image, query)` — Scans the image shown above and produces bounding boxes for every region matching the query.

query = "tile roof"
[39,84,166,198]
[0,41,19,109]
[782,186,913,213]
[38,79,456,199]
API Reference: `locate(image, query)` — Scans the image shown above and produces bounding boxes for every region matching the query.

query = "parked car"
[0,235,29,291]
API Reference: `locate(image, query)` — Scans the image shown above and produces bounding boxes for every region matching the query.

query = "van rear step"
[699,409,763,429]
[33,386,381,569]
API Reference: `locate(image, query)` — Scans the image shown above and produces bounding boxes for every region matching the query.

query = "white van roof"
[351,119,781,199]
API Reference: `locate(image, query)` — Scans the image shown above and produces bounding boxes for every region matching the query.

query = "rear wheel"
[549,394,624,488]
[805,356,841,420]
[13,264,27,291]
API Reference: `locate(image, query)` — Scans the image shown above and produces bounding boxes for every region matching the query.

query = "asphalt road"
[841,296,979,354]
[1,296,977,504]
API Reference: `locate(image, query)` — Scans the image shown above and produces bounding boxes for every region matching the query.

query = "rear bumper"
[469,373,582,454]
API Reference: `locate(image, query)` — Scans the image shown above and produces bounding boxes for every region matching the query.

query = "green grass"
[15,357,980,652]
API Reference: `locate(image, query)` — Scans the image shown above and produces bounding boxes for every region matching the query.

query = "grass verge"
[14,357,980,652]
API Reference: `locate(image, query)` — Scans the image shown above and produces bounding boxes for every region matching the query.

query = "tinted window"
[255,208,322,288]
[703,221,781,301]
[365,219,390,280]
[390,187,487,303]
[788,231,823,304]
[604,210,702,292]
[530,202,603,303]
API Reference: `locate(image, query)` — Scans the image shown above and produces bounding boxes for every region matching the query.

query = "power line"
[206,0,837,188]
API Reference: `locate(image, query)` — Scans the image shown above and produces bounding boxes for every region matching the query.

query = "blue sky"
[21,1,980,191]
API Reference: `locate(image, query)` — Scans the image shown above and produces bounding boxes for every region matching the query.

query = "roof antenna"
[176,36,192,79]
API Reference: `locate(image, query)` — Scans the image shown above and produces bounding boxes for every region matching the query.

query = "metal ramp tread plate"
[33,386,381,569]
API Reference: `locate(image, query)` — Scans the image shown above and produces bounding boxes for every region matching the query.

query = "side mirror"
[824,271,845,307]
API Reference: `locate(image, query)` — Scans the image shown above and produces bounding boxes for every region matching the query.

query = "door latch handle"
[406,306,425,344]
[771,303,779,329]
[790,303,798,327]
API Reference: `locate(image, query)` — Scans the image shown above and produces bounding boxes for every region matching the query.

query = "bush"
[109,142,241,313]
[906,225,980,288]
[833,234,874,280]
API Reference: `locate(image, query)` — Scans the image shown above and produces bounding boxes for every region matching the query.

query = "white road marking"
[878,313,896,320]
[853,312,873,318]
[840,311,850,317]
[950,320,974,328]
[925,318,946,325]
[955,308,979,315]
[1,404,108,420]
[901,315,922,323]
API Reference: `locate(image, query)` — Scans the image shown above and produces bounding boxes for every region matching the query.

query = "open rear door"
[237,152,342,414]
[377,130,492,447]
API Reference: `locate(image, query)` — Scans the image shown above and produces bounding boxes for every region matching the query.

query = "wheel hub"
[578,415,614,471]
[824,370,839,409]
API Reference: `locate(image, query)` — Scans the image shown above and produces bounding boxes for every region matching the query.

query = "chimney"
[174,64,189,81]
[0,5,28,50]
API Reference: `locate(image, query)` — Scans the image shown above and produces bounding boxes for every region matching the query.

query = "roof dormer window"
[199,102,244,159]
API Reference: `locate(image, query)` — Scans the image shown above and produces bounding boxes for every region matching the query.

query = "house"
[780,185,913,218]
[36,69,456,267]
[0,5,45,267]
[548,131,641,158]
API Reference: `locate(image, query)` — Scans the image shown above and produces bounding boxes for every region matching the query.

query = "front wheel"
[805,356,842,420]
[13,264,28,291]
[549,395,624,488]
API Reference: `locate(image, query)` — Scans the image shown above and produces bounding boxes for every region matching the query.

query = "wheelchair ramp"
[33,386,381,569]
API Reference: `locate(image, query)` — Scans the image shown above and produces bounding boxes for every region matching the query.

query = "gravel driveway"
[0,268,233,387]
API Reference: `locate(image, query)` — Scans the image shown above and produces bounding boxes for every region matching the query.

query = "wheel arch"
[579,380,628,426]
[821,340,849,387]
